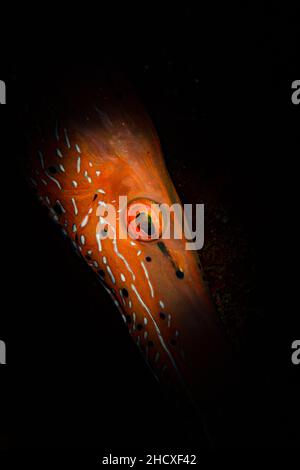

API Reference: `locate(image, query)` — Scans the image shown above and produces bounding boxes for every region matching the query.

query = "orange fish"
[27,80,232,408]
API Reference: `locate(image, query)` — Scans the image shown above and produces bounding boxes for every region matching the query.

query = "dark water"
[1,4,299,450]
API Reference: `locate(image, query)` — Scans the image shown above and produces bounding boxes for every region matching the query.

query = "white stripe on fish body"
[141,261,154,298]
[119,289,126,306]
[71,197,78,215]
[80,215,89,228]
[45,171,62,190]
[106,265,116,284]
[55,200,66,214]
[55,121,59,141]
[38,151,45,169]
[130,283,181,381]
[96,232,102,252]
[64,128,71,148]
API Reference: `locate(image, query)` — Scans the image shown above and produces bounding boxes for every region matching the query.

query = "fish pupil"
[136,212,155,237]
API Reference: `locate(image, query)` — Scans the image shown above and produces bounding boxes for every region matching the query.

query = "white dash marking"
[45,171,62,190]
[72,180,78,188]
[71,197,78,215]
[55,121,59,140]
[131,283,180,379]
[56,148,63,158]
[56,200,66,214]
[38,151,44,169]
[107,265,116,284]
[141,261,154,298]
[119,289,126,306]
[96,233,102,252]
[132,313,136,330]
[77,156,81,173]
[80,215,89,228]
[64,128,71,148]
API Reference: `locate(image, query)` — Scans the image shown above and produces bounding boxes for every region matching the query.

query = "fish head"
[28,84,232,406]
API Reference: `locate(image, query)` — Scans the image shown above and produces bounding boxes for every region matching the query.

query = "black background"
[0,4,299,453]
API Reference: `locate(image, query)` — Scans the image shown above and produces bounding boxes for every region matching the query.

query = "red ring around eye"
[126,198,163,241]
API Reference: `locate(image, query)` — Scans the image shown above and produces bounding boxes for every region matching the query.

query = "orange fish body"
[28,81,231,407]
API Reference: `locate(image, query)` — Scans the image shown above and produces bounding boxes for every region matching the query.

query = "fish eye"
[126,198,163,241]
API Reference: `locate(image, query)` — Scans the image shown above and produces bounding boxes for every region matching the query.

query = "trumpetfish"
[27,79,232,407]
